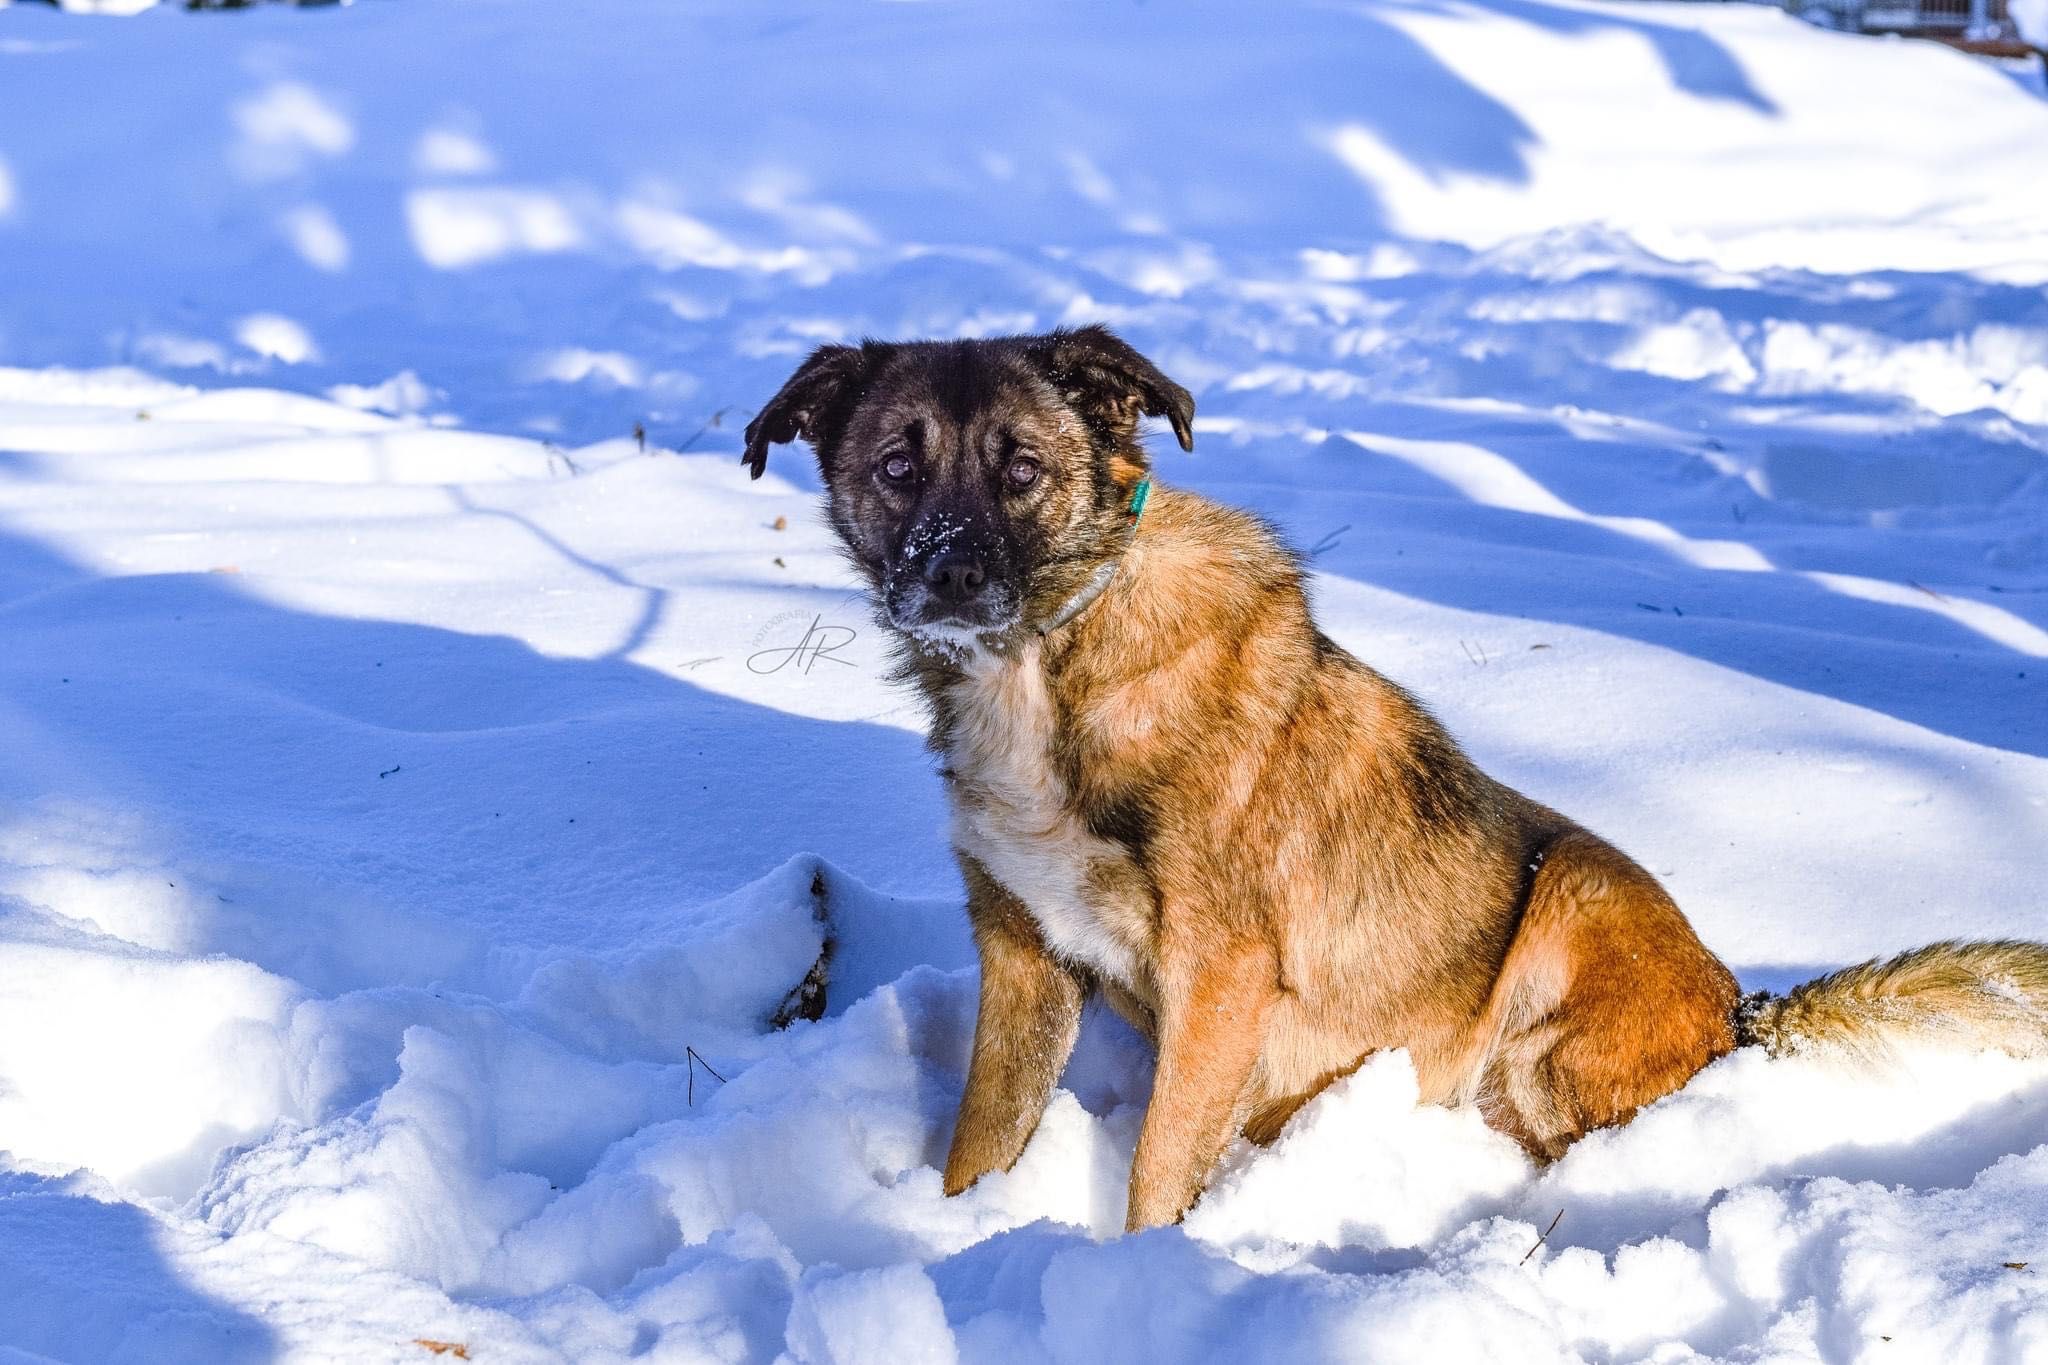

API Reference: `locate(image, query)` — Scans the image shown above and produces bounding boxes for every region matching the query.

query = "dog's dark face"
[742,327,1193,649]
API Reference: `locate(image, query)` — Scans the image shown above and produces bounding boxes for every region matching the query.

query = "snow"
[2016,0,2048,49]
[0,0,2045,1360]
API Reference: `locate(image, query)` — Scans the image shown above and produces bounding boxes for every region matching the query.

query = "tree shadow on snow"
[1524,1063,2048,1258]
[0,1170,277,1364]
[1429,0,1779,113]
[1220,422,2048,756]
[0,0,1788,444]
[1170,236,2048,760]
[0,513,953,998]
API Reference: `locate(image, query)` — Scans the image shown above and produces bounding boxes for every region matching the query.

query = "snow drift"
[0,0,2045,1360]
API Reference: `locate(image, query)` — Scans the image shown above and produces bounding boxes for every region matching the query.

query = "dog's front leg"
[943,856,1086,1197]
[1126,934,1280,1231]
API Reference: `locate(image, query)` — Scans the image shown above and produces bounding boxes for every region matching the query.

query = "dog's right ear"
[742,344,871,479]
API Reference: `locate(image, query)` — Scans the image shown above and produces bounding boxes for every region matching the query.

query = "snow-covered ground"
[1,1,2045,1361]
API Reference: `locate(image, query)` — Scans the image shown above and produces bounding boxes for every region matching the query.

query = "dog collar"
[1036,477,1151,637]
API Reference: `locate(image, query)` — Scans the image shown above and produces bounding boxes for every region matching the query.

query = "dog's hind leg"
[1474,830,1738,1159]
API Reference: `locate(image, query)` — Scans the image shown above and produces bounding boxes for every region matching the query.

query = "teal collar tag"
[1126,477,1152,523]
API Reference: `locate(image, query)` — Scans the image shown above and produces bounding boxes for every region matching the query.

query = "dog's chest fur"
[940,641,1152,992]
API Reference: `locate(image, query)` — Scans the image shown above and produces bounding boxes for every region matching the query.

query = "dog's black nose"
[923,551,986,605]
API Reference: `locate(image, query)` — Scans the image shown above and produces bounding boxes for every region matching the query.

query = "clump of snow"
[787,1264,958,1365]
[617,199,842,281]
[279,201,350,272]
[0,919,302,1200]
[231,80,354,182]
[1186,1052,1534,1255]
[2014,0,2048,47]
[131,330,238,372]
[524,347,645,390]
[327,367,438,416]
[406,187,584,271]
[415,126,498,178]
[234,312,320,365]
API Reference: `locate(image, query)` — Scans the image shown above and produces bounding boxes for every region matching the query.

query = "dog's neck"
[904,481,1316,780]
[1034,475,1153,638]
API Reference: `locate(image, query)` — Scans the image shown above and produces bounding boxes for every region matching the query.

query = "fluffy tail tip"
[1734,939,2048,1065]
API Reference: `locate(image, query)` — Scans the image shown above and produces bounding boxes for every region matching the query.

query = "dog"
[742,325,2048,1231]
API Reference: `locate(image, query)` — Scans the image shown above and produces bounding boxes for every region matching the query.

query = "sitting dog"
[742,325,2048,1231]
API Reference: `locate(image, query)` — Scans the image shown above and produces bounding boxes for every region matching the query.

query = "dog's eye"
[880,452,915,484]
[1005,455,1041,491]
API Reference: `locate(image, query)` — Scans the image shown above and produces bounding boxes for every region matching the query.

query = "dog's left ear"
[1027,325,1195,454]
[742,344,871,479]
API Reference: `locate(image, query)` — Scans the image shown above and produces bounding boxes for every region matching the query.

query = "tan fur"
[743,329,2048,1232]
[1736,940,2048,1065]
[928,483,1741,1224]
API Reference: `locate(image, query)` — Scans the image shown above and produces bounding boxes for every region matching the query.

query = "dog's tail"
[1735,939,2048,1064]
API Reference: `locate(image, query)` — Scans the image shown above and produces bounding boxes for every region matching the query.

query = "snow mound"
[10,839,2048,1358]
[2,0,2046,1357]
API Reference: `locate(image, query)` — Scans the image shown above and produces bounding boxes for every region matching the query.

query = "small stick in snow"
[675,407,732,454]
[1520,1209,1565,1266]
[1306,524,1351,558]
[686,1045,727,1105]
[379,764,402,779]
[1459,639,1489,668]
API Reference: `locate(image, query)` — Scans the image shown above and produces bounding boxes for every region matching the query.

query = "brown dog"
[743,326,2048,1231]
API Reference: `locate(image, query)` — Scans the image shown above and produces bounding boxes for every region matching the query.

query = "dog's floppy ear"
[741,344,871,479]
[1027,325,1195,454]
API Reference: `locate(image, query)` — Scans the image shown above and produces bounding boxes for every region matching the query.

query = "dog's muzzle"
[885,551,1019,633]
